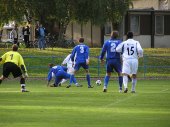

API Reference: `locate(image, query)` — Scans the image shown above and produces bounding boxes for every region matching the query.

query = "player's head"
[79,37,84,43]
[12,44,18,51]
[126,31,133,39]
[48,63,54,68]
[111,31,119,39]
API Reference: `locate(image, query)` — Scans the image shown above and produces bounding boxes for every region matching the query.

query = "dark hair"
[111,31,119,39]
[12,44,18,51]
[48,63,54,68]
[79,37,84,43]
[127,31,133,39]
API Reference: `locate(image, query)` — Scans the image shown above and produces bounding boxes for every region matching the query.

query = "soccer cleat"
[119,90,122,93]
[49,84,55,87]
[103,89,107,92]
[58,83,61,87]
[66,85,71,88]
[88,85,93,88]
[131,91,136,93]
[76,84,83,87]
[21,89,29,92]
[124,88,128,93]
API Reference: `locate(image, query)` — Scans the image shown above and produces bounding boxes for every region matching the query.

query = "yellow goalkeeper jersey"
[0,51,27,72]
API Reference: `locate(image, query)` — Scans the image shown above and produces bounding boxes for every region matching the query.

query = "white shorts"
[67,67,75,74]
[122,59,138,75]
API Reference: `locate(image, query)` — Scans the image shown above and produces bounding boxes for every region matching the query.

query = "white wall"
[155,35,170,47]
[133,0,159,9]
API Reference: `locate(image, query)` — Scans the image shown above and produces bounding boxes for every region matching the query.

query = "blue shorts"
[74,62,89,71]
[55,70,70,85]
[106,59,122,73]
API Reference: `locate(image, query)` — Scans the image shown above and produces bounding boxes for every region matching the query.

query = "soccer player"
[60,54,81,87]
[100,31,123,92]
[116,31,143,93]
[0,44,29,92]
[67,37,93,88]
[47,64,71,87]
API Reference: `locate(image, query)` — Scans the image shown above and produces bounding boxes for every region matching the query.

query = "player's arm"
[137,42,143,58]
[19,56,27,72]
[47,69,53,86]
[19,55,28,78]
[85,46,90,65]
[116,42,124,53]
[70,47,76,62]
[0,53,6,64]
[100,43,107,64]
[62,54,71,65]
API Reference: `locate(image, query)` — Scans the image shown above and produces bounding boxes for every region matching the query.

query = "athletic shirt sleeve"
[62,54,71,65]
[137,42,143,58]
[100,41,107,60]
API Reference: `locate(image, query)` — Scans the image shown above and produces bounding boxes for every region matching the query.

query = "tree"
[0,0,132,45]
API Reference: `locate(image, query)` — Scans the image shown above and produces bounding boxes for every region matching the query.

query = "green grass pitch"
[0,79,170,127]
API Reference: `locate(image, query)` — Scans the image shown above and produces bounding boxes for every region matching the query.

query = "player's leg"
[113,59,123,92]
[122,74,129,93]
[67,67,80,86]
[131,60,138,93]
[131,74,137,93]
[82,63,92,88]
[67,63,80,88]
[103,60,113,92]
[0,63,11,84]
[103,72,111,92]
[122,60,131,93]
[10,63,29,92]
[85,69,93,88]
[20,76,29,92]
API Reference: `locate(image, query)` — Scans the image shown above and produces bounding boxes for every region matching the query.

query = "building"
[65,0,170,48]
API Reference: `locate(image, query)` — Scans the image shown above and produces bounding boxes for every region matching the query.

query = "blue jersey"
[47,65,66,81]
[71,43,89,63]
[100,38,122,60]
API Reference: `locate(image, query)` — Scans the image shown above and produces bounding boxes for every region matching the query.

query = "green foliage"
[0,0,132,29]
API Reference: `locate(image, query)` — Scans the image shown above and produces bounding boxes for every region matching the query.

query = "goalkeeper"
[0,44,29,92]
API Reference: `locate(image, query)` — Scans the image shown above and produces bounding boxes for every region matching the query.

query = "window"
[104,22,112,35]
[130,15,140,35]
[155,15,164,35]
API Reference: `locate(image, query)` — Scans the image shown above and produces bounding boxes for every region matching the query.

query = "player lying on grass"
[60,54,81,87]
[47,63,81,87]
[0,44,29,92]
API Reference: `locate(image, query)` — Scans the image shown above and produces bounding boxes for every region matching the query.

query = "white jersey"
[62,54,73,69]
[62,54,75,74]
[116,39,143,61]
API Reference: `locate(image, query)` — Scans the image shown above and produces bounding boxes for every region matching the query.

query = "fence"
[16,55,170,79]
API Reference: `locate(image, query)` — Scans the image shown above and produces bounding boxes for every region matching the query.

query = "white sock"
[132,78,137,91]
[21,84,26,90]
[60,79,67,84]
[123,76,128,89]
[103,85,107,89]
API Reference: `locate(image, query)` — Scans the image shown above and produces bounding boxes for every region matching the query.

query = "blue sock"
[69,75,75,85]
[73,76,77,84]
[86,74,91,86]
[118,76,123,90]
[104,76,110,88]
